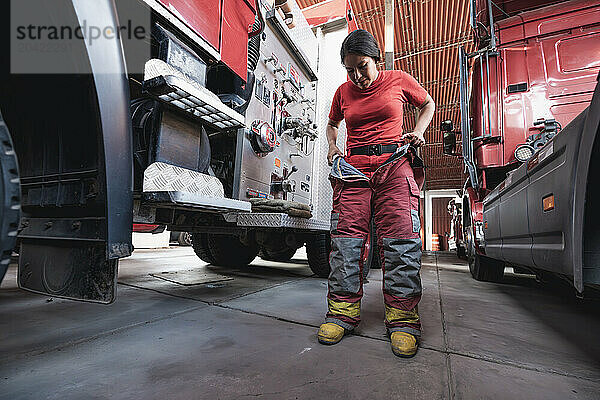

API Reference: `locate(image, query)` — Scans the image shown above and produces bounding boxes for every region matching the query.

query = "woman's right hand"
[327,144,343,165]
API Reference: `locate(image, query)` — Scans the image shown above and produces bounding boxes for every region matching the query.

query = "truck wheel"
[0,111,21,283]
[306,233,331,278]
[207,233,258,267]
[470,253,505,282]
[260,246,297,262]
[177,232,192,246]
[191,233,215,264]
[457,245,467,259]
[368,221,381,269]
[369,242,382,269]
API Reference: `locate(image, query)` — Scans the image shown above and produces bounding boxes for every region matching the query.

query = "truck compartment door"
[498,168,532,266]
[157,0,222,51]
[482,190,502,260]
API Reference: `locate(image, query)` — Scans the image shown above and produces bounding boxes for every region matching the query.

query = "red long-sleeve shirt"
[329,70,428,149]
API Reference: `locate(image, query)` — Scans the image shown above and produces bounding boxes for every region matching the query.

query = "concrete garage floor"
[1,248,600,399]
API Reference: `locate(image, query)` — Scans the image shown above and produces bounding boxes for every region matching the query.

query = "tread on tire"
[469,253,505,282]
[306,232,331,278]
[207,233,258,267]
[191,233,216,264]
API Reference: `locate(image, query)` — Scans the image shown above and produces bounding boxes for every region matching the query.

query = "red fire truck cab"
[442,0,600,294]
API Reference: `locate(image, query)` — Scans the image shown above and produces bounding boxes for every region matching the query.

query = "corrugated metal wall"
[298,0,474,190]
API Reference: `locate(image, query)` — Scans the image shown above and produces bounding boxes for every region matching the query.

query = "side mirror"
[441,120,457,155]
[440,120,454,132]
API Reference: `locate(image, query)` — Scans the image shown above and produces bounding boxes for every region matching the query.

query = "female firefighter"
[317,29,435,358]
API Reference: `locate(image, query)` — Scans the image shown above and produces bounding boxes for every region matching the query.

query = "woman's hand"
[328,144,344,165]
[402,131,426,147]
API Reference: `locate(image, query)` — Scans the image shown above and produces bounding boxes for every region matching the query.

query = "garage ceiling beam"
[384,0,395,70]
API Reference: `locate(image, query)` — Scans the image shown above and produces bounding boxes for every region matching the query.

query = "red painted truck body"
[449,0,600,291]
[470,0,600,171]
[156,0,256,79]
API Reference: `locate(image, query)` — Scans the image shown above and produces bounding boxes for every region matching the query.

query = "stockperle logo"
[11,0,150,74]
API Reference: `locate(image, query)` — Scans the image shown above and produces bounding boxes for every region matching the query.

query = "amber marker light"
[543,194,555,212]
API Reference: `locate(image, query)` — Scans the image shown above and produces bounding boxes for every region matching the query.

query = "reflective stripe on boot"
[325,299,361,331]
[384,302,421,337]
[385,304,419,325]
[328,299,361,318]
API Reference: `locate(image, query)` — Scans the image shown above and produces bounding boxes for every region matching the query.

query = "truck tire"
[207,233,258,267]
[457,244,467,259]
[0,111,20,284]
[369,221,381,269]
[259,246,297,262]
[369,242,382,269]
[191,233,216,264]
[470,253,505,282]
[306,233,331,278]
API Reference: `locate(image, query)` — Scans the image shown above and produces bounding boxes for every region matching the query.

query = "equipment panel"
[237,5,318,207]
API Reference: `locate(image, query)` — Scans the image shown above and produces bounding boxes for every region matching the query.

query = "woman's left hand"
[402,131,425,147]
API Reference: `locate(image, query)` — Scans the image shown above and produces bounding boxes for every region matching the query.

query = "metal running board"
[143,59,245,131]
[143,191,251,213]
[234,213,329,231]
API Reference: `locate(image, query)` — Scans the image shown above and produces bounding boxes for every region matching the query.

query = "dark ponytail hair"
[340,29,381,64]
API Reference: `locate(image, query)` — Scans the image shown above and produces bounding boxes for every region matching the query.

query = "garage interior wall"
[424,189,460,251]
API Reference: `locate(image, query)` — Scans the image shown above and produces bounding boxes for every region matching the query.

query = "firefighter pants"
[326,154,422,337]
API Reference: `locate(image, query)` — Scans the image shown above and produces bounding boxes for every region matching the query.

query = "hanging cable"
[248,0,265,39]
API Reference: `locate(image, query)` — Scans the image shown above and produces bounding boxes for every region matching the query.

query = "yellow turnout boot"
[317,322,346,345]
[390,331,418,357]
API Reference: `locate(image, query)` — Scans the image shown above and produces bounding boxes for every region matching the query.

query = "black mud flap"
[18,245,118,303]
[2,0,133,303]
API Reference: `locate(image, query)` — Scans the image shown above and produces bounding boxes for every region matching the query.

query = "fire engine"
[0,0,339,303]
[442,0,600,294]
